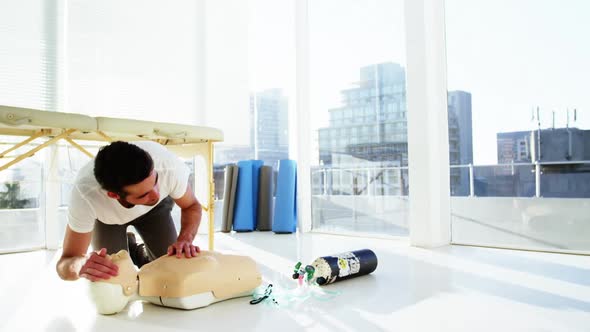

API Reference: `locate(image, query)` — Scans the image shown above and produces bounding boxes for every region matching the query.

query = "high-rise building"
[316,62,472,195]
[497,128,590,164]
[448,91,473,165]
[497,131,533,164]
[213,88,288,198]
[250,89,289,167]
[448,91,473,196]
[318,63,408,168]
[489,128,590,197]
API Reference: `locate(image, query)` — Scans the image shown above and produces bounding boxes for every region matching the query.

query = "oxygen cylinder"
[298,249,378,286]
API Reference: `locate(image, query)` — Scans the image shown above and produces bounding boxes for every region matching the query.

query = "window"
[208,0,295,224]
[0,0,57,252]
[446,0,590,253]
[310,0,408,236]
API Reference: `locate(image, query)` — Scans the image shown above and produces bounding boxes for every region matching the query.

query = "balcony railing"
[312,160,590,198]
[311,161,590,253]
[312,165,409,196]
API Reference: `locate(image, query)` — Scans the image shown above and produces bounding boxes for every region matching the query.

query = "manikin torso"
[88,250,262,315]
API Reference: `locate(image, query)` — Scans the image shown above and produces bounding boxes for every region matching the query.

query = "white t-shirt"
[67,141,190,233]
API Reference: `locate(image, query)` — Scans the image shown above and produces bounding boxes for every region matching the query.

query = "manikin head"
[87,250,139,315]
[93,141,160,207]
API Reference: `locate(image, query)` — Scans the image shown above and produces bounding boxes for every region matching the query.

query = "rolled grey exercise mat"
[256,165,274,231]
[221,164,239,233]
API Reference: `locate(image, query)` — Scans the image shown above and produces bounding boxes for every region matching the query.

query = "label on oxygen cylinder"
[336,252,360,278]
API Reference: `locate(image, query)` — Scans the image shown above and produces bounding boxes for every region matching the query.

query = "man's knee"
[92,220,128,253]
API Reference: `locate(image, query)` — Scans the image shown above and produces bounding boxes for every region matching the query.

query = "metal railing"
[312,160,590,198]
[311,165,409,196]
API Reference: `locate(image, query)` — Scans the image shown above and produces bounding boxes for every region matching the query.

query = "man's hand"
[167,239,200,258]
[172,184,202,258]
[79,248,119,282]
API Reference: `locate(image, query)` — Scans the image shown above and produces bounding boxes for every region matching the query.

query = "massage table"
[0,105,223,250]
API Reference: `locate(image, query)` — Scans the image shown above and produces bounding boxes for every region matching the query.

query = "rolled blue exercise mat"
[272,159,297,234]
[233,160,263,232]
[257,165,274,231]
[221,164,238,233]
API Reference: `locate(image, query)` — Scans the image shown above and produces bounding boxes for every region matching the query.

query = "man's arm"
[169,183,202,257]
[56,226,118,281]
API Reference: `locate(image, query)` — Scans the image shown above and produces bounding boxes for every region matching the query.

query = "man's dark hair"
[94,141,154,194]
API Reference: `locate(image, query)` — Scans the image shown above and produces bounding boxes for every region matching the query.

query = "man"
[56,141,202,282]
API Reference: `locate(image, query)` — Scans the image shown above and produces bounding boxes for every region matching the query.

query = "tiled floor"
[1,232,589,332]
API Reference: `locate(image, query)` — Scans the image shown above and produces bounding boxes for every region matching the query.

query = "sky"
[445,0,590,164]
[3,0,588,166]
[240,0,406,164]
[245,0,590,165]
[308,0,406,136]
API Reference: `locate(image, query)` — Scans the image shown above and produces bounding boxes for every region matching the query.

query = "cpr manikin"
[88,250,262,315]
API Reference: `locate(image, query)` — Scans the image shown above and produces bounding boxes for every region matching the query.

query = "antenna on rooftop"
[536,106,541,160]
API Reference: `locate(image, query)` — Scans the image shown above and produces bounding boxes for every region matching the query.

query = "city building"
[213,89,289,198]
[250,89,289,167]
[316,63,473,196]
[448,90,473,195]
[485,127,590,197]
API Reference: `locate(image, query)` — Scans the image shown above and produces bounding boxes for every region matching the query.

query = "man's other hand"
[167,240,200,258]
[79,248,119,282]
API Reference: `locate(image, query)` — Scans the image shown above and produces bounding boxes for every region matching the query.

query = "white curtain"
[67,0,204,124]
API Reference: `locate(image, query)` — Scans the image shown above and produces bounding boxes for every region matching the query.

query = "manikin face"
[88,250,139,315]
[107,170,160,207]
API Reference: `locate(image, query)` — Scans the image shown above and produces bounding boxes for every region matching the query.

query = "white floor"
[1,232,589,332]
